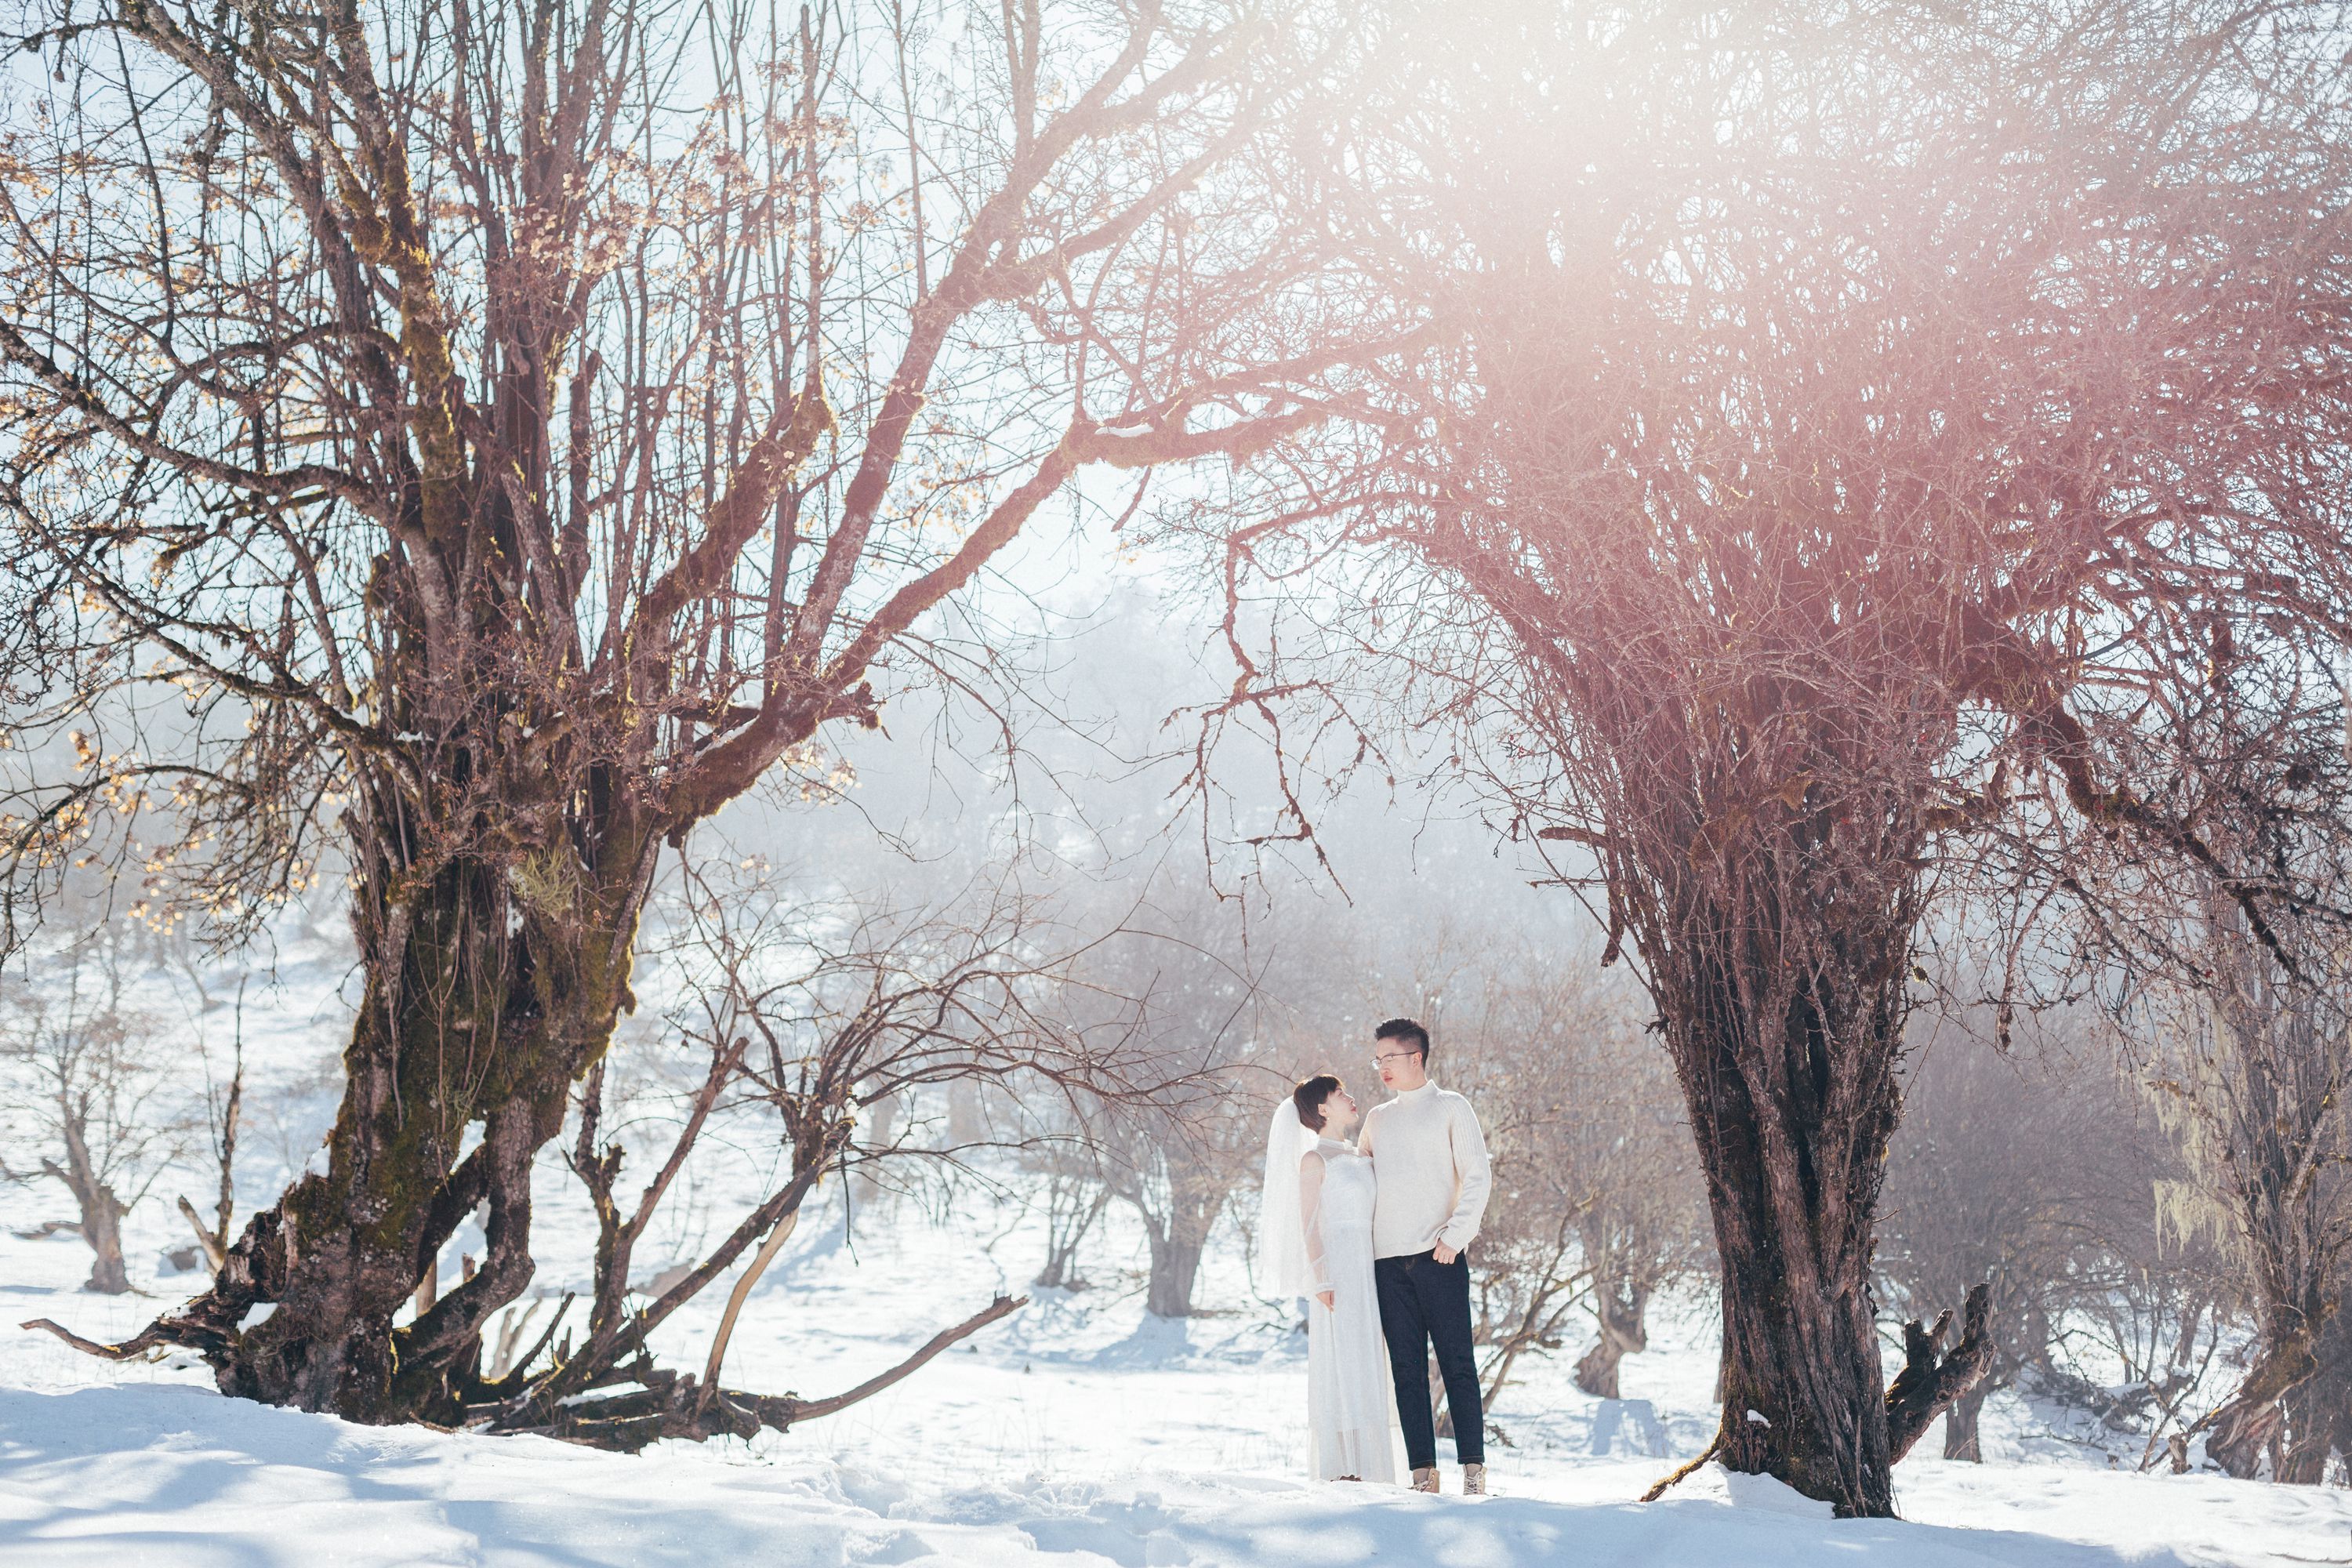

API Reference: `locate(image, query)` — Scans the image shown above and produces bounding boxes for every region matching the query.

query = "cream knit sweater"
[1360,1080,1491,1258]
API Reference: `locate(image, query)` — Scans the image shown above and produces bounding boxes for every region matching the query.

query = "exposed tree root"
[479,1294,1027,1452]
[1639,1432,1724,1501]
[21,1317,160,1360]
[26,1292,1028,1454]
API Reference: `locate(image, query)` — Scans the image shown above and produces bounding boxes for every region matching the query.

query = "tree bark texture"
[2204,1329,2318,1479]
[2205,1285,2352,1483]
[1667,908,1909,1517]
[143,826,654,1421]
[2279,1307,2352,1484]
[1884,1283,1994,1464]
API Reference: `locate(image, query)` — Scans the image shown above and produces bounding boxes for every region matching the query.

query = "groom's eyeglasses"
[1371,1051,1421,1066]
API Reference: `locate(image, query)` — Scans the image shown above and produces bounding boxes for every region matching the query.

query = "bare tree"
[1559,1046,1712,1406]
[1080,883,1281,1319]
[1021,1116,1114,1293]
[2053,1207,2228,1472]
[1,0,1391,1422]
[176,982,245,1275]
[1094,1079,1260,1319]
[1189,0,2352,1514]
[1444,938,1710,1416]
[1,937,181,1292]
[466,859,1181,1448]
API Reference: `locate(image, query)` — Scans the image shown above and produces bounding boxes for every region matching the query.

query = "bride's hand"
[1316,1289,1336,1310]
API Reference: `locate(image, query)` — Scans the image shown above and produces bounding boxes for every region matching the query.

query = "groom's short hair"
[1374,1017,1430,1060]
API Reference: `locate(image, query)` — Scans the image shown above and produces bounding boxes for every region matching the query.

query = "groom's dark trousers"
[1375,1249,1483,1468]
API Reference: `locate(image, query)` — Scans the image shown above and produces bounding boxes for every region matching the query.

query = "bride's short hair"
[1292,1074,1342,1131]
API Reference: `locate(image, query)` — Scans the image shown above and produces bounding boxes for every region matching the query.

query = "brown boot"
[1410,1467,1440,1494]
[1462,1463,1488,1497]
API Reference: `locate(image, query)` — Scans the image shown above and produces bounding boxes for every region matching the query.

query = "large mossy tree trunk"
[1642,854,1995,1514]
[160,811,656,1421]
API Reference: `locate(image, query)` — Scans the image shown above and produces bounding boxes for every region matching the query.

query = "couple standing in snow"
[1260,1018,1492,1495]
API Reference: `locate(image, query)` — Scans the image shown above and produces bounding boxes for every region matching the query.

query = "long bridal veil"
[1258,1099,1319,1298]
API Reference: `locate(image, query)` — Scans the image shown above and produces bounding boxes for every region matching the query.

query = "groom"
[1360,1017,1492,1497]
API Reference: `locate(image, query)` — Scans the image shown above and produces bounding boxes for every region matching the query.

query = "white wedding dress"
[1298,1136,1399,1482]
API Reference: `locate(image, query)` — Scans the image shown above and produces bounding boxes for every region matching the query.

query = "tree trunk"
[2205,1399,2285,1479]
[1711,1209,1892,1514]
[1942,1379,1990,1461]
[2276,1403,2332,1485]
[143,833,651,1423]
[53,1112,130,1294]
[1575,1339,1624,1402]
[1146,1227,1207,1318]
[1575,1280,1652,1399]
[2274,1312,2352,1485]
[74,1185,129,1295]
[1668,920,1909,1517]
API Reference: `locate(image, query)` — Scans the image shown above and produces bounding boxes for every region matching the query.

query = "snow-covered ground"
[5,948,2349,1566]
[8,1173,2352,1567]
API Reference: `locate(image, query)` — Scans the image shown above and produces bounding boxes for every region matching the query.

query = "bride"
[1260,1073,1399,1483]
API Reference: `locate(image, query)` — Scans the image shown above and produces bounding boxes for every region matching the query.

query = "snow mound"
[1719,1463,1838,1519]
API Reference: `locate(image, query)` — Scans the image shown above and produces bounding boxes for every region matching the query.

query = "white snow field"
[0,942,2343,1566]
[6,1173,2352,1568]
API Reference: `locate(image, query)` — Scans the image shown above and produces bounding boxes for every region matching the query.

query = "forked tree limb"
[176,1195,227,1273]
[699,1208,801,1399]
[1885,1283,1996,1463]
